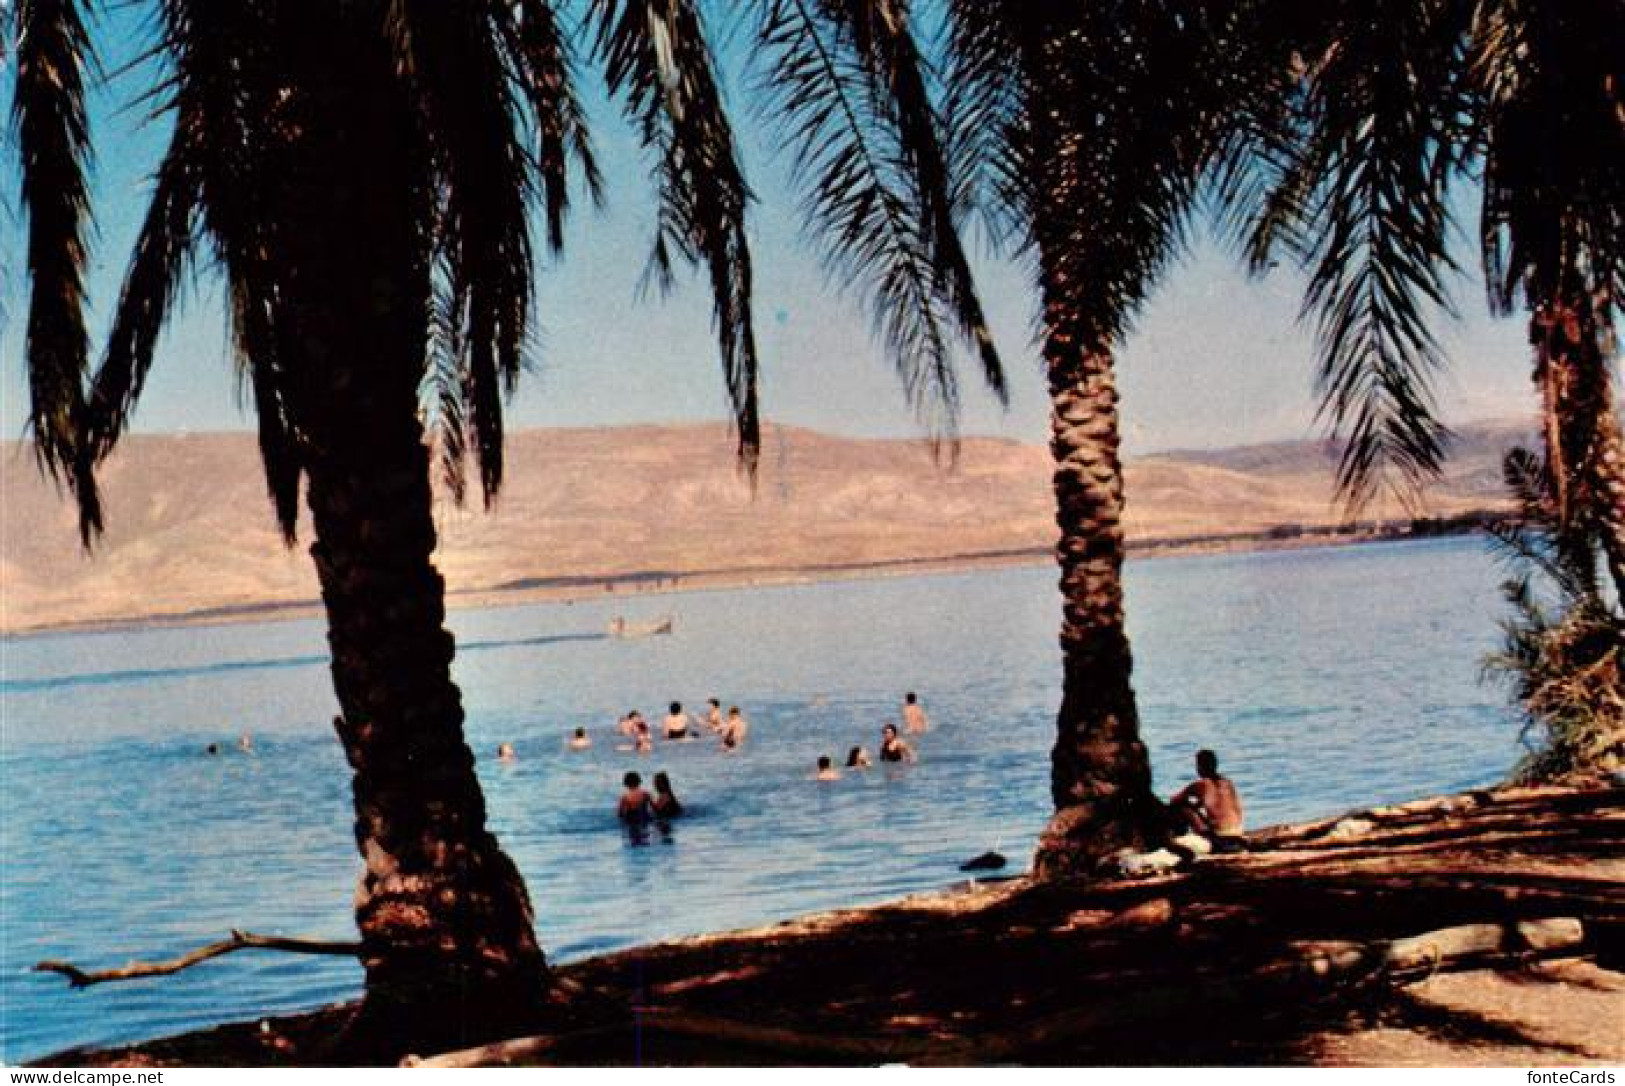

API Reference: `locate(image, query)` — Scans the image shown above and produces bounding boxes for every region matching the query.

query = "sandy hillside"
[0,420,1523,633]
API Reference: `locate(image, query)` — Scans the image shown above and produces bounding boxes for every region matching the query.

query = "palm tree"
[770,1,1284,876]
[11,0,788,1056]
[1470,0,1625,599]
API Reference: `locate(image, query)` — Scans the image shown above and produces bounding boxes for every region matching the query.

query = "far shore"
[3,516,1499,640]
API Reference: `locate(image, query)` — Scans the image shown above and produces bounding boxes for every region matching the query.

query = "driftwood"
[34,930,360,988]
[405,918,1587,1068]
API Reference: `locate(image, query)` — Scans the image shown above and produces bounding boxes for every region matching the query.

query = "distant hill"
[0,420,1529,634]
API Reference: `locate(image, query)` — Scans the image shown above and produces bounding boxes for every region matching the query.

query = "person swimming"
[720,706,749,750]
[568,727,592,751]
[878,723,915,764]
[814,756,841,782]
[902,691,930,734]
[664,701,693,740]
[618,771,653,824]
[497,742,517,763]
[652,771,683,819]
[846,746,872,769]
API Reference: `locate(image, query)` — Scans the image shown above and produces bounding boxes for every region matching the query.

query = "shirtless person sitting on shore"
[1169,749,1245,854]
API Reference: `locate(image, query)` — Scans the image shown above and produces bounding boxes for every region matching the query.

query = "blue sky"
[1,5,1539,457]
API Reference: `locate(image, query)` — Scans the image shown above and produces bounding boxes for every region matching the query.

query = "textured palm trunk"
[266,25,548,1059]
[307,420,549,1056]
[1530,292,1625,600]
[1029,325,1166,879]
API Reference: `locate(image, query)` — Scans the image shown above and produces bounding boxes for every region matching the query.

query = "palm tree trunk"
[1030,325,1166,879]
[305,422,550,1055]
[1531,291,1625,600]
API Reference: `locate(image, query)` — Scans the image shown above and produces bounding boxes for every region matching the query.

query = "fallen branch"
[34,930,360,988]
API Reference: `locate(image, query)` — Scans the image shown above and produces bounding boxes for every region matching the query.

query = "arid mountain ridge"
[1,419,1528,634]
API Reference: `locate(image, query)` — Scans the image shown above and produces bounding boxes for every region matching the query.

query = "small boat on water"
[608,615,675,639]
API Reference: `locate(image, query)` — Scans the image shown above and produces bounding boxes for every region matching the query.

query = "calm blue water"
[1,537,1519,1063]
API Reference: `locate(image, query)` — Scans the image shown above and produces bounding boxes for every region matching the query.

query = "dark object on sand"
[959,851,1007,872]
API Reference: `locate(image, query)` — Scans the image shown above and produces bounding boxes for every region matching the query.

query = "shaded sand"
[34,784,1622,1067]
[1309,959,1623,1066]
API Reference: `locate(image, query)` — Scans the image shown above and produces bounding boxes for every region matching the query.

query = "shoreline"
[3,517,1497,640]
[31,781,1623,1067]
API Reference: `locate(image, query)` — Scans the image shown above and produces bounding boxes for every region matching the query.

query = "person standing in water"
[704,698,724,734]
[720,706,750,750]
[618,771,654,823]
[664,702,693,740]
[902,692,930,734]
[813,756,841,781]
[568,727,592,751]
[879,723,915,763]
[652,771,683,819]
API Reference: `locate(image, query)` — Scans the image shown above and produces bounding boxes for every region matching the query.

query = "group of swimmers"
[609,691,935,827]
[610,699,750,753]
[493,698,749,764]
[811,692,929,781]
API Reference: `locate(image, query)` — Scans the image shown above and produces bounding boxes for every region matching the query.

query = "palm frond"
[421,263,471,505]
[1239,1,1471,512]
[595,0,761,475]
[1471,0,1625,318]
[753,0,980,446]
[940,0,1029,251]
[13,0,100,540]
[504,0,603,252]
[86,115,203,462]
[1484,445,1625,784]
[818,0,1005,401]
[147,0,306,541]
[388,0,534,504]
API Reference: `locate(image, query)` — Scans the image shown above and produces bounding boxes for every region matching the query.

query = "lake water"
[0,537,1521,1063]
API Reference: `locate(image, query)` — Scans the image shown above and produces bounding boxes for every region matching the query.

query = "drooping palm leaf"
[940,0,1029,252]
[137,0,308,540]
[387,0,535,505]
[505,0,603,252]
[13,0,100,538]
[754,0,980,446]
[1472,0,1625,319]
[817,0,1005,401]
[86,115,203,462]
[1235,0,1473,512]
[594,0,761,474]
